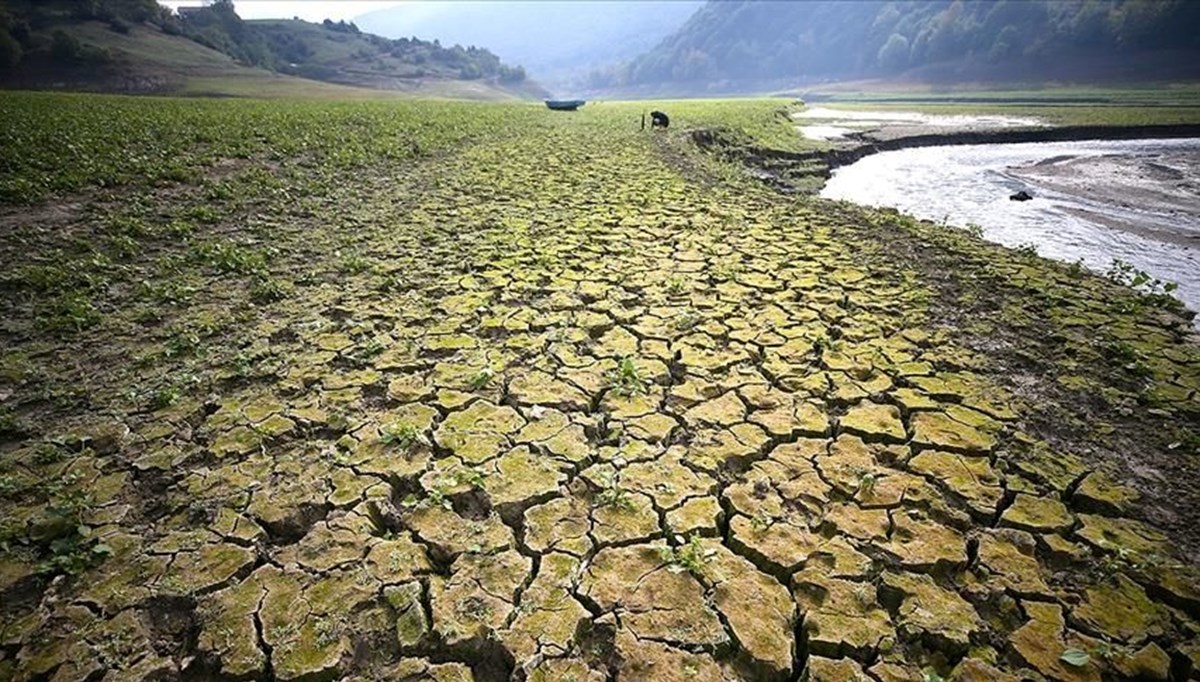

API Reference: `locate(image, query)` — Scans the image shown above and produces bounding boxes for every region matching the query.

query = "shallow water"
[821,137,1200,317]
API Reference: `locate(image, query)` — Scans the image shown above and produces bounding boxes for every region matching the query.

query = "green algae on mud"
[1,92,1199,681]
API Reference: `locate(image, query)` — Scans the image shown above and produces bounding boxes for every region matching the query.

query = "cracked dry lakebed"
[1,94,1200,682]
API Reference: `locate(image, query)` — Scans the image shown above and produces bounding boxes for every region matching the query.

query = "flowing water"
[821,137,1200,318]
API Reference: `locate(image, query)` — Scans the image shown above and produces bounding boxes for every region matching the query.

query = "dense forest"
[0,0,527,85]
[593,0,1200,90]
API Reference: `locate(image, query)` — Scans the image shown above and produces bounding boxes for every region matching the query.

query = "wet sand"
[1008,150,1200,248]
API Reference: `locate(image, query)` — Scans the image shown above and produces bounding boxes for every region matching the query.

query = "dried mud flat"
[1,98,1200,682]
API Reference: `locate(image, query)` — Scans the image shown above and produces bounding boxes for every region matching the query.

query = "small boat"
[545,99,586,111]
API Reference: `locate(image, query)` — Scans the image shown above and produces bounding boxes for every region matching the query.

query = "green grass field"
[1,91,1199,682]
[802,83,1200,126]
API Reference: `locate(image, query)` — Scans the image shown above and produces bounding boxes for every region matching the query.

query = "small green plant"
[164,331,202,358]
[963,223,984,239]
[1014,242,1039,257]
[658,533,713,575]
[595,471,634,510]
[1092,638,1121,663]
[921,670,945,682]
[606,357,648,398]
[856,471,877,499]
[749,512,773,533]
[468,368,495,390]
[250,276,287,303]
[149,386,182,410]
[380,423,422,450]
[32,443,68,465]
[1060,648,1090,668]
[666,277,685,295]
[314,618,339,648]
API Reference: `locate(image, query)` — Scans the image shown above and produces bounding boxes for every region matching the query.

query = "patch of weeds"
[1067,258,1086,278]
[34,475,113,576]
[37,292,101,333]
[164,330,203,359]
[921,671,945,682]
[192,241,267,275]
[185,205,222,224]
[401,467,485,511]
[149,386,182,410]
[0,473,20,497]
[1014,242,1039,257]
[338,253,371,275]
[606,357,648,398]
[1096,339,1150,378]
[1095,542,1177,579]
[658,533,713,575]
[138,279,195,306]
[31,442,69,465]
[163,219,195,238]
[1106,258,1184,313]
[314,618,340,648]
[962,223,984,239]
[749,512,773,533]
[666,277,685,295]
[250,275,287,303]
[346,339,384,366]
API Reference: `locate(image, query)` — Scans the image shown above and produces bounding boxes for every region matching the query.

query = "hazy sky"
[160,1,405,23]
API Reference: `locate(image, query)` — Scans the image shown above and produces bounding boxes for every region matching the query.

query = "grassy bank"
[1,91,1198,682]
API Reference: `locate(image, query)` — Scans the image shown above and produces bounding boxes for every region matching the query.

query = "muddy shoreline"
[819,122,1200,173]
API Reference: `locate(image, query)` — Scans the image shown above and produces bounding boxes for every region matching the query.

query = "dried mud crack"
[1,96,1199,682]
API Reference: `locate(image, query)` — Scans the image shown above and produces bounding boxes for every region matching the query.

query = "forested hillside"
[597,0,1200,92]
[0,0,538,97]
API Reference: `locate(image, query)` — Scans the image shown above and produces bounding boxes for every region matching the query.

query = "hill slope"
[355,0,702,92]
[599,0,1200,94]
[0,0,542,99]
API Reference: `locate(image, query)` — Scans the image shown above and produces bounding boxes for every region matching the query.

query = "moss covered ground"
[1,92,1199,681]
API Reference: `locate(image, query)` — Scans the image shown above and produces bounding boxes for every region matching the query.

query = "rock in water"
[1010,190,1033,201]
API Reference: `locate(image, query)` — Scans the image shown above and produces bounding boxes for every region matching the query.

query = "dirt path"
[1,109,1199,682]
